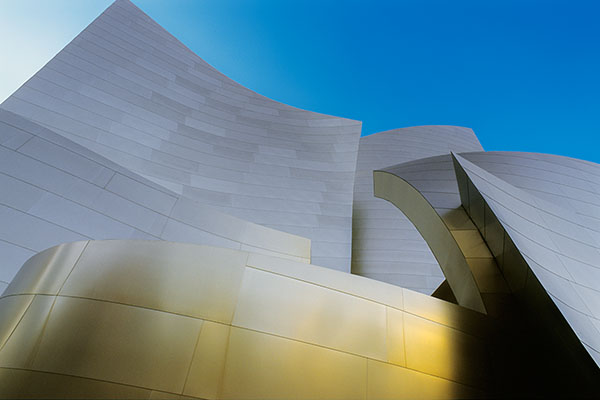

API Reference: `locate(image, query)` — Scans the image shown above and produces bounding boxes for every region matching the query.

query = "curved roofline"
[115,0,362,125]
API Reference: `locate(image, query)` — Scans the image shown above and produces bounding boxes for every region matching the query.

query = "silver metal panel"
[0,109,311,290]
[454,153,600,366]
[1,0,361,272]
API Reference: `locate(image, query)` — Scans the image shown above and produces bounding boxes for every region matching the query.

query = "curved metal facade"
[1,0,360,272]
[0,0,600,398]
[351,126,483,294]
[454,152,600,366]
[0,108,310,294]
[0,240,492,399]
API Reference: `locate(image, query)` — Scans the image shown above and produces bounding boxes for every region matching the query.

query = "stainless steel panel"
[220,327,367,400]
[232,267,387,360]
[61,240,247,323]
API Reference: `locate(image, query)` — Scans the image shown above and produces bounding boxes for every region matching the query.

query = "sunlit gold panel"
[367,359,483,399]
[60,241,247,323]
[16,296,202,393]
[0,241,503,398]
[183,321,231,399]
[220,327,367,400]
[0,295,33,350]
[3,241,88,297]
[0,295,55,369]
[247,252,405,310]
[386,307,406,367]
[232,267,387,360]
[403,313,489,389]
[402,289,490,336]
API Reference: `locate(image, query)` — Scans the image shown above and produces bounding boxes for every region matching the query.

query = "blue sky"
[1,0,599,162]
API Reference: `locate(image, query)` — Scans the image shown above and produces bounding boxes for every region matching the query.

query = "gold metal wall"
[0,240,493,399]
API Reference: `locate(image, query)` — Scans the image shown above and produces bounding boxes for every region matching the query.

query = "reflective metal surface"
[1,0,358,273]
[2,144,598,397]
[60,240,248,323]
[452,152,600,393]
[351,126,483,293]
[373,170,486,313]
[366,359,483,400]
[0,240,496,398]
[373,152,600,396]
[0,0,598,397]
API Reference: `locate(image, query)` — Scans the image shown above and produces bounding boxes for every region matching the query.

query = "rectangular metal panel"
[386,307,406,367]
[60,241,247,323]
[220,327,367,399]
[402,287,489,336]
[0,295,55,369]
[29,296,202,393]
[403,313,489,389]
[232,267,387,361]
[246,252,404,311]
[367,359,483,399]
[0,295,34,350]
[3,241,88,297]
[183,321,231,399]
[451,230,493,258]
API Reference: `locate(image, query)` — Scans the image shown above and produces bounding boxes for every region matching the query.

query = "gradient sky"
[1,0,599,162]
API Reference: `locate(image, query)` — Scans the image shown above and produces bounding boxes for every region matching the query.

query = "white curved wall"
[1,0,361,271]
[462,151,600,245]
[0,109,310,294]
[351,126,483,293]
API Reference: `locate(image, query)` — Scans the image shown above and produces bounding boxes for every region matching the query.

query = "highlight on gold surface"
[0,240,490,399]
[1,0,600,397]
